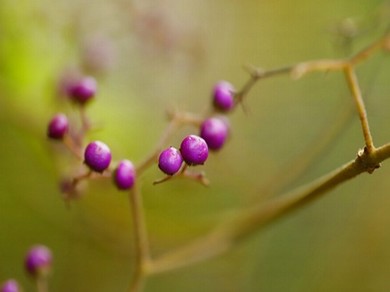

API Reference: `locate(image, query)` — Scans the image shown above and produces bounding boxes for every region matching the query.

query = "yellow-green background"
[1,0,390,291]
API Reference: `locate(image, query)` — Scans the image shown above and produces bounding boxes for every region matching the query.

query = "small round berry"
[47,113,69,140]
[200,117,229,151]
[0,279,20,292]
[212,81,235,111]
[158,147,183,175]
[25,245,52,278]
[67,76,97,105]
[84,141,112,173]
[180,135,209,166]
[114,160,136,190]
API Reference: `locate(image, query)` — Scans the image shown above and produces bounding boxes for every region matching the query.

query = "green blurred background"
[1,0,390,291]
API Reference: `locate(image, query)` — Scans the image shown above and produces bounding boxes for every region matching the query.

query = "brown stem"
[36,277,49,292]
[62,134,82,160]
[128,183,151,292]
[136,119,179,175]
[149,142,387,273]
[344,65,375,152]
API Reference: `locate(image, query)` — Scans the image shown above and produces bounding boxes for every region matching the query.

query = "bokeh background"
[1,0,390,291]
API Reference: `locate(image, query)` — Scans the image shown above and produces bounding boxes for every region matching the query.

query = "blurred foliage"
[1,0,390,291]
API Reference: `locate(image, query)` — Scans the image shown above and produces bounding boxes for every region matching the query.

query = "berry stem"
[153,175,173,185]
[136,111,203,175]
[128,183,151,292]
[36,277,49,292]
[62,134,82,160]
[72,170,92,187]
[181,169,209,186]
[235,64,292,104]
[136,119,180,175]
[79,106,91,134]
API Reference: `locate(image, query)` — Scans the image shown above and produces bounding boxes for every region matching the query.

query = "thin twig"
[136,119,180,175]
[79,106,91,134]
[72,170,92,186]
[62,134,82,160]
[128,183,151,292]
[36,277,49,292]
[236,34,389,105]
[127,33,390,287]
[349,34,388,64]
[344,65,375,152]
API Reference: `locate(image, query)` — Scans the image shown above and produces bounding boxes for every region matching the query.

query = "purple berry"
[47,113,69,140]
[67,76,97,105]
[114,160,136,190]
[180,135,208,166]
[84,141,112,172]
[200,117,229,151]
[25,245,52,278]
[158,147,183,175]
[212,81,235,111]
[0,279,20,292]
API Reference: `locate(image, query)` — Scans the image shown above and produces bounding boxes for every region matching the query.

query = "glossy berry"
[0,279,20,292]
[67,76,97,105]
[180,135,208,165]
[114,160,136,190]
[212,81,235,111]
[47,113,69,140]
[158,147,183,175]
[25,245,52,278]
[84,141,112,173]
[200,117,229,150]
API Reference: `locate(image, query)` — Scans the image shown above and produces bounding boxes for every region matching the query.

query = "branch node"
[356,147,381,174]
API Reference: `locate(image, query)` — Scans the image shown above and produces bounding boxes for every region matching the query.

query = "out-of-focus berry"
[0,279,20,292]
[114,160,136,190]
[200,117,229,150]
[67,76,97,105]
[25,245,52,278]
[47,113,69,140]
[212,81,235,112]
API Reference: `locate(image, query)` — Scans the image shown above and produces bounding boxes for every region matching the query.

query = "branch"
[129,32,390,285]
[128,184,151,292]
[236,34,389,103]
[344,65,375,152]
[150,143,387,273]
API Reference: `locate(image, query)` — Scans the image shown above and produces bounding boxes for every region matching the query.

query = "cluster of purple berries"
[0,245,53,292]
[158,81,235,176]
[48,77,236,191]
[47,75,137,192]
